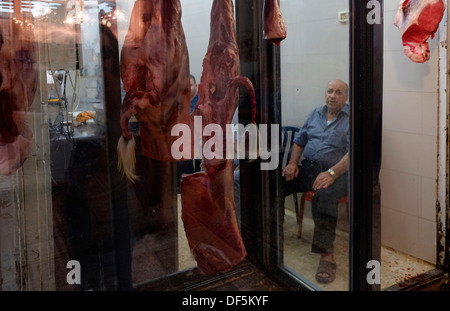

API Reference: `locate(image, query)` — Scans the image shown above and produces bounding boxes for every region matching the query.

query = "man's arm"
[312,152,349,190]
[282,143,303,181]
[330,152,349,178]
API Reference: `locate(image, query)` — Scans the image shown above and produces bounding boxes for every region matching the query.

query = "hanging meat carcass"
[180,0,257,274]
[394,0,446,63]
[117,0,192,180]
[117,0,286,274]
[0,18,37,176]
[263,0,287,46]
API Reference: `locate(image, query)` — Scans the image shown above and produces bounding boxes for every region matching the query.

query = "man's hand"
[313,171,335,190]
[282,163,299,181]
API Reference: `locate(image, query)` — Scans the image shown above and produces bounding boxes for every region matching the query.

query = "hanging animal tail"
[117,135,138,182]
[228,76,257,124]
[117,94,138,182]
[224,76,259,162]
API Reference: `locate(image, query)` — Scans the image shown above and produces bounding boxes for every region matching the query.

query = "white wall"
[181,0,215,82]
[280,0,349,127]
[380,1,441,264]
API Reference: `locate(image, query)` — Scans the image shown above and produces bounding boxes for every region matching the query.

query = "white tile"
[382,129,437,179]
[381,207,419,257]
[383,50,439,93]
[421,177,437,222]
[421,92,439,136]
[282,0,349,23]
[295,19,349,56]
[380,169,420,217]
[384,0,401,12]
[418,134,438,179]
[384,9,404,52]
[418,218,436,264]
[383,91,422,134]
[382,130,420,173]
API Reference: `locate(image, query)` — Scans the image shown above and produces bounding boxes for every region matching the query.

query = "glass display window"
[0,0,448,292]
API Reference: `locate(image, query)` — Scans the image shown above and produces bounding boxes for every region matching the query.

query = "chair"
[298,191,349,239]
[281,126,301,220]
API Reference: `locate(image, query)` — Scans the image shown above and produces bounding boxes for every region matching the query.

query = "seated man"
[282,79,349,284]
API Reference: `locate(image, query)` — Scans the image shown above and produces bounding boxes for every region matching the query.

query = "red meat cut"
[181,165,245,274]
[0,18,37,176]
[394,0,446,63]
[263,0,287,46]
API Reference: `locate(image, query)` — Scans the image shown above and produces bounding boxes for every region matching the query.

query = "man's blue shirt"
[293,104,350,168]
[190,94,199,113]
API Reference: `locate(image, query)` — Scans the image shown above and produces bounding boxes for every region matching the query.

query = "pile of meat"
[394,0,446,63]
[0,19,37,176]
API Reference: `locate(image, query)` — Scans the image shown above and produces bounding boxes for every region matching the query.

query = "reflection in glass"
[280,0,350,290]
[114,0,220,285]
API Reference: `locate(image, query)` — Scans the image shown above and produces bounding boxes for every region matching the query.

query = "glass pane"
[1,0,442,292]
[114,0,200,286]
[279,0,350,290]
[47,1,119,291]
[1,0,248,290]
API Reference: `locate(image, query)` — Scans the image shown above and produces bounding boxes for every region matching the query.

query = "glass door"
[278,0,350,291]
[237,0,384,291]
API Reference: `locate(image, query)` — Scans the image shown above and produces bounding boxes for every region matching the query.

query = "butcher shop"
[1,0,450,296]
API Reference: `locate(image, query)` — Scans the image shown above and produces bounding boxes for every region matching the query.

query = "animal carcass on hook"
[0,19,37,176]
[181,0,256,274]
[117,0,192,180]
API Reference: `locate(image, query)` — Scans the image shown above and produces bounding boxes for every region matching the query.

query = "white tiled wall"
[381,1,440,264]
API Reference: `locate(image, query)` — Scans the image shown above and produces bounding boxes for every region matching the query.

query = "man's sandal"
[315,259,337,284]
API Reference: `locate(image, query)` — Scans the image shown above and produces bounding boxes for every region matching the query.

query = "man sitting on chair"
[282,79,349,284]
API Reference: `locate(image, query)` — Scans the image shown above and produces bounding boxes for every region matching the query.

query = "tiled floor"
[282,202,350,290]
[282,196,435,291]
[130,194,435,291]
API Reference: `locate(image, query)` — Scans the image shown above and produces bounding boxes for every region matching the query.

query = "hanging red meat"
[394,0,446,63]
[181,0,256,274]
[263,0,287,46]
[118,0,192,180]
[181,166,245,274]
[0,18,37,176]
